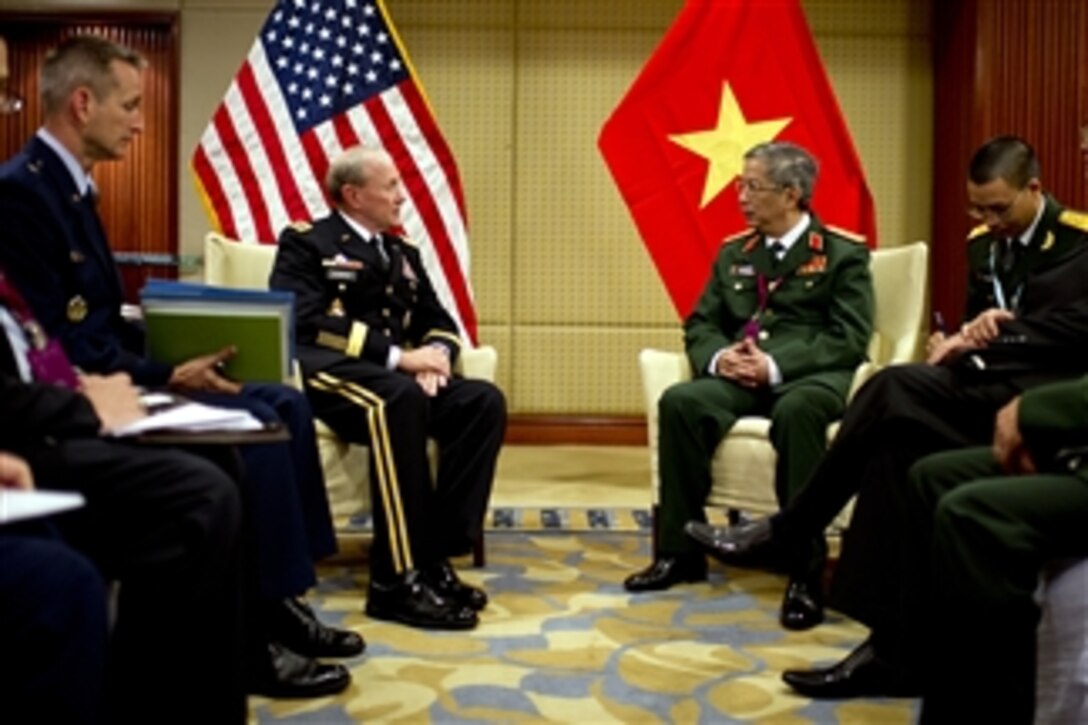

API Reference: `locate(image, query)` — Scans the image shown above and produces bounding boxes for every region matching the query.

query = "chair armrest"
[639,348,692,411]
[459,345,497,382]
[639,349,691,502]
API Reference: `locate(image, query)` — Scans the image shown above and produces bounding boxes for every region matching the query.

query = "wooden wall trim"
[506,415,647,446]
[0,13,181,301]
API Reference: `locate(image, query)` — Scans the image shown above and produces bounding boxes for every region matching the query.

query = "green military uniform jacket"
[964,195,1088,320]
[683,217,874,399]
[1020,375,1088,480]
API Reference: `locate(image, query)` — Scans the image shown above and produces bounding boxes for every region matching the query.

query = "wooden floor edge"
[505,415,647,446]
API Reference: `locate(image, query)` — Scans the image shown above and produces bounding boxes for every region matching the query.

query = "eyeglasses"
[967,188,1025,221]
[737,178,783,195]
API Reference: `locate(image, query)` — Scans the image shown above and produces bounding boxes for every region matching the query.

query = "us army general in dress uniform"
[271,146,506,631]
[624,141,875,634]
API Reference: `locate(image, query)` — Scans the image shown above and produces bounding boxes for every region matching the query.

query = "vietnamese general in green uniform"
[624,141,874,633]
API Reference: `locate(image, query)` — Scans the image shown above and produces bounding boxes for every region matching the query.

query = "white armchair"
[203,231,497,564]
[639,241,929,531]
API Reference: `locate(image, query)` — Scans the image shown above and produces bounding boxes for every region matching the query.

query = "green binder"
[141,280,295,383]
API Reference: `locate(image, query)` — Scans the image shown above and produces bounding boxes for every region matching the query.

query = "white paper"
[109,400,264,437]
[0,489,85,524]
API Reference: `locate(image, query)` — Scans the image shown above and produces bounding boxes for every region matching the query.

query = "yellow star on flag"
[669,82,792,208]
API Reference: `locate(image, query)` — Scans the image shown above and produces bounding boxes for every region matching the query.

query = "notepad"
[141,280,295,383]
[0,489,85,525]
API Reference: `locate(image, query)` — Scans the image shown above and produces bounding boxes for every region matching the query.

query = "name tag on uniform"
[326,268,357,282]
[731,264,756,277]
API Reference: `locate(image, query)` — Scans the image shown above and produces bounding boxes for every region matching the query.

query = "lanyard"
[743,273,783,339]
[0,270,80,389]
[988,241,1022,312]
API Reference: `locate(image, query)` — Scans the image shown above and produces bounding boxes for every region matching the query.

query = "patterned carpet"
[250,528,919,724]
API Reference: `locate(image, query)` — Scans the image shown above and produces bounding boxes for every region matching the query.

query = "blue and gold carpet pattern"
[342,507,735,534]
[251,530,919,723]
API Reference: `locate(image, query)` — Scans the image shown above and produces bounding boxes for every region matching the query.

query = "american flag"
[192,0,477,342]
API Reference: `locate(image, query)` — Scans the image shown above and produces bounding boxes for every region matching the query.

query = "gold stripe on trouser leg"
[335,377,414,571]
[310,373,414,572]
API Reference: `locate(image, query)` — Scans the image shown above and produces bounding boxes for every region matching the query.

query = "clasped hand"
[716,337,770,388]
[398,346,451,397]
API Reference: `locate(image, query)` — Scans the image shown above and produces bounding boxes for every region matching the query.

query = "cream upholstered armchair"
[639,241,929,531]
[203,231,498,564]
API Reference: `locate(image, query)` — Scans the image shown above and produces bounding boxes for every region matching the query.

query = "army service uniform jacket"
[683,217,874,399]
[271,213,462,377]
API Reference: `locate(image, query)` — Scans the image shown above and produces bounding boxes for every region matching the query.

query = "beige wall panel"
[178,8,266,260]
[477,322,512,398]
[397,23,515,326]
[517,0,681,30]
[817,35,933,249]
[513,27,677,328]
[512,327,683,415]
[802,0,930,36]
[388,0,511,28]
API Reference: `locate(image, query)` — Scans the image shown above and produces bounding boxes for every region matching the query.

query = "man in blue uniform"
[0,35,359,696]
[271,145,506,630]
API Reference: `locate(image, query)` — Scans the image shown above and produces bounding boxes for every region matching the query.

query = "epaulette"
[824,224,866,244]
[287,220,312,233]
[967,223,989,241]
[1058,209,1088,233]
[722,228,755,246]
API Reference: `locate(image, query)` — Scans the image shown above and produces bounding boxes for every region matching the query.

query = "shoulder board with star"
[824,225,866,244]
[966,223,989,241]
[287,220,312,233]
[1058,209,1088,233]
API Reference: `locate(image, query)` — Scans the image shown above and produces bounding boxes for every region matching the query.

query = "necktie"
[0,269,80,388]
[768,240,786,264]
[1001,239,1021,273]
[372,233,390,269]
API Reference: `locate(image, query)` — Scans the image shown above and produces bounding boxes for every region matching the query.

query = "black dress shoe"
[425,560,488,611]
[782,638,918,699]
[779,578,824,631]
[269,598,366,658]
[684,518,777,567]
[248,642,352,699]
[623,555,707,592]
[366,570,478,630]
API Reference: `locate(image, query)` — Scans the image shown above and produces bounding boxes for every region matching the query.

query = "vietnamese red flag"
[598,0,877,318]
